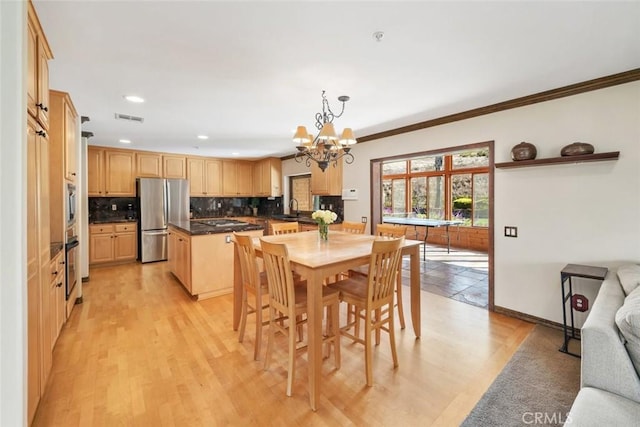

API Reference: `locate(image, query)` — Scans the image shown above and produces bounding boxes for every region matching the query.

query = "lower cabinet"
[168,226,263,299]
[49,251,66,348]
[89,223,137,265]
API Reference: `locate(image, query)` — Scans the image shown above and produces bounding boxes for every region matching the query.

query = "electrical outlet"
[504,226,518,238]
[217,202,221,208]
[111,204,117,211]
[225,235,232,243]
[361,216,367,223]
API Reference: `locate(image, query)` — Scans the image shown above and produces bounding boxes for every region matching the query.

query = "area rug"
[461,324,580,427]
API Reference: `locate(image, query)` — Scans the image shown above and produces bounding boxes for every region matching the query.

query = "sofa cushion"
[615,286,640,377]
[617,264,640,296]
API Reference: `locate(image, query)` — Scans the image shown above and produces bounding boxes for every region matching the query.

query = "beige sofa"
[566,265,640,426]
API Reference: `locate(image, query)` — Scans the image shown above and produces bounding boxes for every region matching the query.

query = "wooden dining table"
[232,230,423,411]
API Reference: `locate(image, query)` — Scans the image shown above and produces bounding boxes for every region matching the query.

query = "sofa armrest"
[581,274,640,403]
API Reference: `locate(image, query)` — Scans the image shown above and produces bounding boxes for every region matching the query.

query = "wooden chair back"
[234,233,261,294]
[260,239,296,320]
[366,237,404,310]
[375,223,407,238]
[271,221,299,235]
[341,221,366,234]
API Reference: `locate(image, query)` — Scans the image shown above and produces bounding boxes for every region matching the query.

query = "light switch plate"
[504,226,518,238]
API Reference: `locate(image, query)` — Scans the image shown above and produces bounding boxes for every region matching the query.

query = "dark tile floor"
[400,245,489,309]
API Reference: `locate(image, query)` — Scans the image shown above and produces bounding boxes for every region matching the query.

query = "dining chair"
[350,223,408,329]
[329,237,404,386]
[235,232,307,359]
[341,221,366,234]
[260,239,341,397]
[271,221,299,235]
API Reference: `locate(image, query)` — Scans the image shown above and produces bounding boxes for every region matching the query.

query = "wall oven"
[65,227,79,300]
[67,183,77,228]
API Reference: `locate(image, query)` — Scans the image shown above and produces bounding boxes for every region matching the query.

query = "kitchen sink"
[195,219,249,227]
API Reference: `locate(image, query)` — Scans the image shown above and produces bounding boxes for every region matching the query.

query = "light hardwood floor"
[34,262,533,426]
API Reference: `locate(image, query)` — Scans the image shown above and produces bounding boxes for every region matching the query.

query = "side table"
[560,263,608,357]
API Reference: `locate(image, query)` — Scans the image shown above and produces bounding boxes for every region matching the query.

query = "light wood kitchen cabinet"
[253,157,282,197]
[105,150,136,196]
[136,151,163,177]
[187,157,222,196]
[26,5,55,423]
[223,160,253,196]
[49,90,78,244]
[311,158,343,196]
[88,148,136,196]
[168,226,191,292]
[89,223,137,265]
[163,155,187,179]
[168,226,263,299]
[27,114,52,425]
[27,1,52,131]
[49,251,66,349]
[87,146,104,196]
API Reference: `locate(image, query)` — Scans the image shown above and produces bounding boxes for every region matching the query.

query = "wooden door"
[64,101,77,181]
[187,157,205,196]
[27,16,38,118]
[87,147,104,196]
[205,159,222,196]
[163,155,186,179]
[222,160,238,195]
[105,150,135,196]
[37,40,50,130]
[136,152,162,178]
[114,232,137,261]
[237,161,253,196]
[90,230,115,264]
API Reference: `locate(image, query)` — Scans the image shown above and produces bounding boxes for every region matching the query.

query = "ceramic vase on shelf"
[511,142,537,161]
[318,222,329,241]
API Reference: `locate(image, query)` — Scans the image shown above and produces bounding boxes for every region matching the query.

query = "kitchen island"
[168,219,263,300]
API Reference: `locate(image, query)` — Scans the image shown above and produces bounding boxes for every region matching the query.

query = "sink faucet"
[289,198,299,216]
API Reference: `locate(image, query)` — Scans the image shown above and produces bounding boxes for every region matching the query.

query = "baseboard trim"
[494,305,565,332]
[82,276,89,282]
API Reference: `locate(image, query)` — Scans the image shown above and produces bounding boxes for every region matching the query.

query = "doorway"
[371,141,494,310]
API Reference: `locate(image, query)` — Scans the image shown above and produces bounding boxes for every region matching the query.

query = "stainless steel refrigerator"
[137,178,189,263]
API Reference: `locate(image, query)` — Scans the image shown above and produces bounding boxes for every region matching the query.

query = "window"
[381,148,489,227]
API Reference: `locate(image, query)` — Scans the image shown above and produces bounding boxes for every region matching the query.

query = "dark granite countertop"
[170,219,264,236]
[50,241,64,259]
[90,218,137,224]
[269,214,342,225]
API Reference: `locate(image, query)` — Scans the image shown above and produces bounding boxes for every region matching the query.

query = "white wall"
[0,1,27,425]
[284,82,640,324]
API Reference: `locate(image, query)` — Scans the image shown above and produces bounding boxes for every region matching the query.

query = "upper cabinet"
[222,160,252,196]
[311,158,343,196]
[253,157,282,197]
[163,155,187,179]
[187,157,222,196]
[136,152,163,178]
[27,2,53,131]
[88,147,136,196]
[49,90,78,243]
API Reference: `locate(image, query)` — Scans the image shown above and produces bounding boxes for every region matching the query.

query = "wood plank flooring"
[33,261,533,426]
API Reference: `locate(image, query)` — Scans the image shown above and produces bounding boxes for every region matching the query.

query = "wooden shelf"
[495,151,620,169]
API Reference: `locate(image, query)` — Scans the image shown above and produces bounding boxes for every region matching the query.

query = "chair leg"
[389,304,399,368]
[365,310,374,387]
[254,295,263,361]
[238,289,248,343]
[396,272,406,330]
[332,301,340,369]
[375,308,381,346]
[286,317,297,397]
[263,311,275,371]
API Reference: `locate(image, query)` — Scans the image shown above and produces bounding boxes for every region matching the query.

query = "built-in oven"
[67,183,77,228]
[65,227,79,301]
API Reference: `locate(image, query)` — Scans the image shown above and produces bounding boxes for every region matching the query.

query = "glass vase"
[318,222,329,241]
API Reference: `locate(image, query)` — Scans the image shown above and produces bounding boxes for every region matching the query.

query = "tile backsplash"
[89,196,344,221]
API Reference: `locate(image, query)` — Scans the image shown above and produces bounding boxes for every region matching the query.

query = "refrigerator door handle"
[164,180,169,228]
[144,230,168,236]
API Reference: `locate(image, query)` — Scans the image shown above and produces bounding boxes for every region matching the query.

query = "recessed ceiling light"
[124,95,145,103]
[231,152,240,156]
[197,135,209,140]
[119,139,131,144]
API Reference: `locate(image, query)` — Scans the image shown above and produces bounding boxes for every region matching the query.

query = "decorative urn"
[511,142,537,161]
[560,142,594,156]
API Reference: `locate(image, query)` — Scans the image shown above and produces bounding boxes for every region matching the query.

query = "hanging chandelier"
[293,90,357,172]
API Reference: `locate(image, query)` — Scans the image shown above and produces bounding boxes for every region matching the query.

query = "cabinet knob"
[52,271,58,276]
[36,130,47,137]
[57,282,63,288]
[72,172,76,176]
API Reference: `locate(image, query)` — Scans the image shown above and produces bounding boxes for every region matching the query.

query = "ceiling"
[34,1,640,159]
